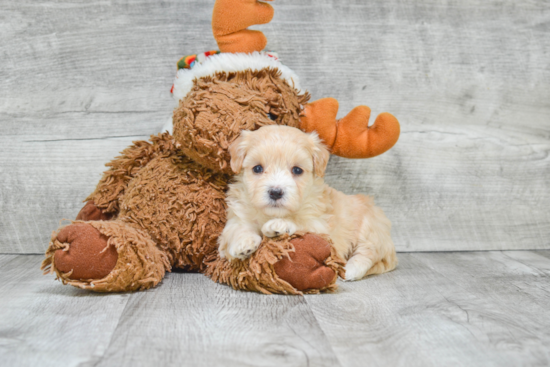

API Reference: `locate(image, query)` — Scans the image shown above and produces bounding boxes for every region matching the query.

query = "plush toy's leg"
[76,200,115,221]
[273,234,344,292]
[42,220,170,292]
[205,233,345,295]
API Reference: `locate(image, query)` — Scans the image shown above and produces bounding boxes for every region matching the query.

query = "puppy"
[218,125,397,281]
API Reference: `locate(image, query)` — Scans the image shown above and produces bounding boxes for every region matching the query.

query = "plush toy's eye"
[292,166,303,175]
[268,112,278,121]
[253,165,264,174]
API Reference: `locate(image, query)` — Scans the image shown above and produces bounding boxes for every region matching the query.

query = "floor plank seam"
[501,251,550,275]
[83,293,133,367]
[410,252,549,325]
[303,295,346,367]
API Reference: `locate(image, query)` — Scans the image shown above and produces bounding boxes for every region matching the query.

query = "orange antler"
[300,98,400,158]
[212,0,274,53]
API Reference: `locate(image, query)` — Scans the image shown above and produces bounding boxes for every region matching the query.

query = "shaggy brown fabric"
[119,156,229,271]
[53,223,118,280]
[76,201,115,221]
[43,70,345,295]
[204,233,345,295]
[42,220,169,292]
[87,133,179,214]
[173,69,310,174]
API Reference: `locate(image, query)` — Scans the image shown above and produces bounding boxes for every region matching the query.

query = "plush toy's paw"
[273,234,336,291]
[228,233,262,260]
[43,220,169,292]
[261,219,297,238]
[205,232,345,295]
[76,201,115,221]
[343,256,372,281]
[53,223,118,280]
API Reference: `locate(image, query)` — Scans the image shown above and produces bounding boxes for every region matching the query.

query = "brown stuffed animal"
[41,0,400,294]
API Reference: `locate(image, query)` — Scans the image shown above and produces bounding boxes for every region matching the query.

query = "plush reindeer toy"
[42,0,400,294]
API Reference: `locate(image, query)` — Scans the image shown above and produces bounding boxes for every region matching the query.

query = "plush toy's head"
[172,53,309,174]
[171,0,401,174]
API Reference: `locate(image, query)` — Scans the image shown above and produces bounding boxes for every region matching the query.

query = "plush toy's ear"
[300,98,400,159]
[308,132,330,178]
[229,130,252,174]
[212,0,274,53]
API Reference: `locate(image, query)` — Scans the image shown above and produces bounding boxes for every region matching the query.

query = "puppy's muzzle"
[268,188,284,201]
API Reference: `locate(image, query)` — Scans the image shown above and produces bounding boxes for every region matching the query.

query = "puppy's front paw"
[344,257,372,281]
[261,219,297,238]
[228,234,262,260]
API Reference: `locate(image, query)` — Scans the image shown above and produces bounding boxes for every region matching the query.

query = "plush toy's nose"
[268,188,284,201]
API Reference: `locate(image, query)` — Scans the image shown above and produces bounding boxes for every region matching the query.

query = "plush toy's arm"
[85,132,179,215]
[300,98,400,159]
[212,0,274,53]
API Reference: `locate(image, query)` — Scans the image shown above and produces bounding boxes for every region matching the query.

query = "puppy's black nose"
[269,188,284,201]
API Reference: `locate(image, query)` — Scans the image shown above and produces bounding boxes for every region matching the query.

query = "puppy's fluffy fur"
[218,125,397,281]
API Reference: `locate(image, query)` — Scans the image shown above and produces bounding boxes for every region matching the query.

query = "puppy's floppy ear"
[308,132,330,177]
[229,130,252,174]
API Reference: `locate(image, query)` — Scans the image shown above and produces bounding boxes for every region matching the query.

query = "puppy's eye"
[268,112,278,121]
[253,165,264,174]
[292,166,303,175]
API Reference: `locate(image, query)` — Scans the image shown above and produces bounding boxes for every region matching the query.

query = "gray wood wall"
[1,0,549,254]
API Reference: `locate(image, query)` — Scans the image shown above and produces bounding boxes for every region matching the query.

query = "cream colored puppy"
[218,125,397,281]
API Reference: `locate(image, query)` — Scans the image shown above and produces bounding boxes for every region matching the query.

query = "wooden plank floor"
[1,252,549,367]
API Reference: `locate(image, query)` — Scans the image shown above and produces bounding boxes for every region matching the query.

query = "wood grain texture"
[95,272,341,367]
[2,252,549,366]
[0,255,130,367]
[1,0,549,253]
[305,251,550,367]
[0,256,340,367]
